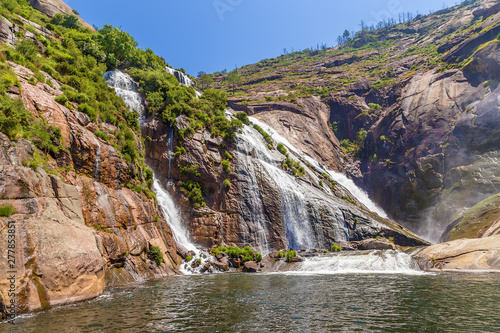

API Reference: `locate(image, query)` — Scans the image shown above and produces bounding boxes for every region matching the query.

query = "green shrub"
[342,196,357,205]
[185,255,193,262]
[94,130,108,141]
[78,103,97,122]
[331,244,342,252]
[222,159,230,173]
[285,250,297,262]
[15,39,39,62]
[211,248,221,256]
[253,124,273,145]
[277,143,287,155]
[224,151,233,160]
[235,112,250,125]
[255,253,263,262]
[174,146,186,157]
[180,180,205,208]
[148,246,164,265]
[22,151,44,171]
[223,179,231,189]
[0,204,15,217]
[54,94,68,105]
[276,251,284,258]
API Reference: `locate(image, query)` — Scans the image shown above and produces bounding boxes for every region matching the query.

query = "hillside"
[212,0,500,241]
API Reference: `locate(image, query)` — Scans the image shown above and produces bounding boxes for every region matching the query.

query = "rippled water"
[2,272,499,332]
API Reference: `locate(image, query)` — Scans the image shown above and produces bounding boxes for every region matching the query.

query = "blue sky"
[67,0,460,76]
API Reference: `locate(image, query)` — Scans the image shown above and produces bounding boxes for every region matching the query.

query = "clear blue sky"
[67,0,460,76]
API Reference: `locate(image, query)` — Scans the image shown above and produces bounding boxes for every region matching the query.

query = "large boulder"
[242,261,259,273]
[416,235,500,271]
[29,0,94,30]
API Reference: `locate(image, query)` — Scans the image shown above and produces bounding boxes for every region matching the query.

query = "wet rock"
[200,262,212,273]
[213,262,229,271]
[358,238,396,251]
[229,258,241,268]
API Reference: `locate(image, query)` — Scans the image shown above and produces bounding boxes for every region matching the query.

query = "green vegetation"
[321,173,337,189]
[222,159,231,173]
[0,204,15,217]
[185,255,193,262]
[342,196,357,205]
[252,124,273,145]
[285,250,297,262]
[283,157,305,177]
[331,244,342,252]
[277,143,287,155]
[180,180,205,208]
[212,245,260,262]
[148,246,164,265]
[223,179,231,189]
[276,251,284,258]
[235,112,250,125]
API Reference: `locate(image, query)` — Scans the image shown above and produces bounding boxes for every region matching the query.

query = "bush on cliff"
[148,246,164,265]
[0,204,15,217]
[285,250,297,262]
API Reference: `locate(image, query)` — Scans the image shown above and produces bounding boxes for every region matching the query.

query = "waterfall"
[153,177,197,252]
[249,117,388,219]
[166,129,174,180]
[165,66,202,97]
[93,137,101,181]
[281,251,424,275]
[236,123,317,251]
[103,70,145,122]
[104,70,214,274]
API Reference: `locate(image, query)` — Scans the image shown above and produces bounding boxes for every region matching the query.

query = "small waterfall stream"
[105,70,213,274]
[93,138,101,181]
[165,66,202,97]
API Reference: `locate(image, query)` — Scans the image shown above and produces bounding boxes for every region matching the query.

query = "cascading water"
[103,70,144,118]
[93,138,101,181]
[280,251,425,275]
[153,177,196,252]
[236,122,317,251]
[165,66,202,97]
[249,117,388,219]
[104,70,213,274]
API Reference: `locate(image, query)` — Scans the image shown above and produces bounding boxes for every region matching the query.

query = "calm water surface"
[2,272,500,332]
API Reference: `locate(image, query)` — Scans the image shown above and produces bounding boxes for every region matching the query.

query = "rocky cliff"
[0,61,181,317]
[142,111,427,253]
[218,0,500,242]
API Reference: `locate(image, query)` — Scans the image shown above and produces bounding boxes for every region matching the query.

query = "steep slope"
[214,0,500,241]
[0,1,183,318]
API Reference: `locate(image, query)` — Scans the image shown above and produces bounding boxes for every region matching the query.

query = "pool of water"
[2,272,499,332]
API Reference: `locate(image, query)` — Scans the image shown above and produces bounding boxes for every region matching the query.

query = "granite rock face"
[29,0,94,30]
[416,234,500,272]
[0,63,182,318]
[142,114,428,254]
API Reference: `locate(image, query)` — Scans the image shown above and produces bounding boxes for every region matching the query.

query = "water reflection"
[2,273,499,332]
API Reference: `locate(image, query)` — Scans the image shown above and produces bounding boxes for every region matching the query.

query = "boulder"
[213,262,229,271]
[358,238,396,251]
[416,235,500,271]
[29,0,94,31]
[242,261,259,273]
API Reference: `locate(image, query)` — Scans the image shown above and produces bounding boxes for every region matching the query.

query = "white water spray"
[280,251,425,275]
[103,70,144,115]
